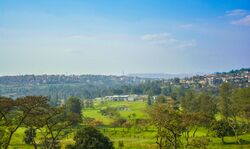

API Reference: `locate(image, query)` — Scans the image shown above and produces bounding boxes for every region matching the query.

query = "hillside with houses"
[0,68,249,101]
[178,68,250,88]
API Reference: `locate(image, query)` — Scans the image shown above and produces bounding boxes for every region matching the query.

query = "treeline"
[1,79,190,100]
[0,75,144,99]
[216,68,250,74]
[0,75,143,85]
[146,83,250,148]
[1,68,249,100]
[0,83,250,148]
[0,96,113,149]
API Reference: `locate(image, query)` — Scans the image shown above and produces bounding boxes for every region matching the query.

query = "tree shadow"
[224,139,250,145]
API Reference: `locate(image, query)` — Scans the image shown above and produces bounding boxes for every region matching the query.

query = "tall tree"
[24,106,74,149]
[148,104,184,149]
[0,96,48,149]
[23,127,37,148]
[182,91,217,116]
[197,93,217,116]
[72,127,114,149]
[66,97,82,125]
[66,97,82,115]
[230,87,250,143]
[212,119,235,144]
[232,87,250,122]
[182,112,215,147]
[181,91,198,113]
[156,95,168,104]
[219,83,233,119]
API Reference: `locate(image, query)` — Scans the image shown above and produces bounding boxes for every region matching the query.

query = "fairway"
[8,100,250,149]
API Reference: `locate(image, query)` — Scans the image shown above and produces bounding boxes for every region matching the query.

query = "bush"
[72,126,114,149]
[189,137,211,149]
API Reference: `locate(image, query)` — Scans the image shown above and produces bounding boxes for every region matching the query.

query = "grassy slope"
[9,100,250,149]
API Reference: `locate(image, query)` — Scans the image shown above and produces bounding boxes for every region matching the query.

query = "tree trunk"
[221,137,225,144]
[234,129,240,144]
[159,137,163,149]
[49,139,55,149]
[192,127,198,137]
[185,130,190,148]
[206,128,210,137]
[4,131,14,149]
[32,140,38,149]
[173,134,178,149]
[233,116,240,144]
[43,137,49,149]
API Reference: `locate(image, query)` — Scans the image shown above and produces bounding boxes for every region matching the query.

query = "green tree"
[212,119,235,144]
[100,107,120,119]
[197,93,217,116]
[66,97,82,124]
[232,87,250,122]
[148,104,184,149]
[155,95,167,104]
[181,91,198,113]
[66,97,82,115]
[189,137,211,149]
[72,127,114,149]
[218,83,233,119]
[24,105,74,149]
[161,86,171,96]
[182,91,217,116]
[218,83,245,144]
[170,92,177,101]
[85,99,94,108]
[182,112,215,147]
[118,140,124,149]
[23,127,37,148]
[0,96,48,149]
[230,86,250,143]
[147,95,153,106]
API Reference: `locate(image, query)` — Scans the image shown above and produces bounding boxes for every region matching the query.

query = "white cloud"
[177,40,197,48]
[141,33,196,49]
[141,32,170,42]
[178,24,194,28]
[231,15,250,26]
[225,9,250,27]
[67,35,95,40]
[68,35,85,39]
[226,9,247,17]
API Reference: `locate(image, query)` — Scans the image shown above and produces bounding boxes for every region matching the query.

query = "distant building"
[206,77,223,86]
[104,94,147,102]
[105,95,128,101]
[60,99,65,107]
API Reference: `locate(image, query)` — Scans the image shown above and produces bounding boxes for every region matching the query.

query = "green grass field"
[8,100,250,149]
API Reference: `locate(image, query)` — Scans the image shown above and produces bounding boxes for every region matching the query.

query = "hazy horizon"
[1,0,250,75]
[0,70,239,77]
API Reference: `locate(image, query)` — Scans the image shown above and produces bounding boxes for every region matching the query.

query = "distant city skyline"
[1,0,250,75]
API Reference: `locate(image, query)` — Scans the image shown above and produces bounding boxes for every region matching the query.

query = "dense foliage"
[0,71,250,148]
[68,127,114,149]
[0,68,249,101]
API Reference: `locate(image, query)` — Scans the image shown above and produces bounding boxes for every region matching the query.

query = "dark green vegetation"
[0,96,81,149]
[1,82,250,149]
[67,127,114,149]
[0,68,249,101]
[0,75,144,99]
[0,68,250,148]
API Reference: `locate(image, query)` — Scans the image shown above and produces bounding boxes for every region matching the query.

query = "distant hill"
[0,74,143,85]
[0,68,249,100]
[0,75,144,99]
[127,73,196,79]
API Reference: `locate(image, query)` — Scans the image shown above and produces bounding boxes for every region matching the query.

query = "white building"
[104,94,147,102]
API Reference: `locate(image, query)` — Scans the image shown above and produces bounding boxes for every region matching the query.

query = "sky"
[0,0,250,75]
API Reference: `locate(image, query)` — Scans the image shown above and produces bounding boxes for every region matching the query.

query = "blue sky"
[0,0,250,75]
